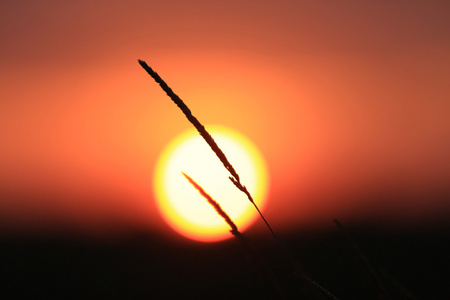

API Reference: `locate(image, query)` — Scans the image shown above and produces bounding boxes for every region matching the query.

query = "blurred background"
[1,1,449,298]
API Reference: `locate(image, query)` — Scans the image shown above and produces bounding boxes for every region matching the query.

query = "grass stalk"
[140,59,339,299]
[138,59,274,236]
[182,172,239,237]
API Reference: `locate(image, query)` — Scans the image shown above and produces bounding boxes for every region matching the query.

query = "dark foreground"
[1,226,449,299]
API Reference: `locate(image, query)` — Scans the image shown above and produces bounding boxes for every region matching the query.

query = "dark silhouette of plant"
[138,59,274,235]
[182,172,240,237]
[139,59,340,299]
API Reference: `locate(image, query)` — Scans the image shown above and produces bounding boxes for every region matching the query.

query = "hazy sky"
[1,0,449,238]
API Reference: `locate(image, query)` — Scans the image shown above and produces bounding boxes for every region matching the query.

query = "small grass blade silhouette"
[182,172,239,236]
[139,59,274,235]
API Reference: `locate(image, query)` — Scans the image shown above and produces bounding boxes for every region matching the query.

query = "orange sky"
[1,0,449,238]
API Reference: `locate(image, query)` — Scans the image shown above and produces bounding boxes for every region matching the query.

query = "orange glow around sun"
[154,125,269,242]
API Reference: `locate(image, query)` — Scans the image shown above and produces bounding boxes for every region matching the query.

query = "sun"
[154,125,269,242]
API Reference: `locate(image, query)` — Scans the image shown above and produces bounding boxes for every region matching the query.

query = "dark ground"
[1,225,449,299]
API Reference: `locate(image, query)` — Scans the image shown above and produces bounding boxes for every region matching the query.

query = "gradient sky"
[1,0,449,238]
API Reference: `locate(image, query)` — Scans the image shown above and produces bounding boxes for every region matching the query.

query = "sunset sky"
[1,0,449,240]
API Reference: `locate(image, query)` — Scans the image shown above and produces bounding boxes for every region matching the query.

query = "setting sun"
[154,125,268,242]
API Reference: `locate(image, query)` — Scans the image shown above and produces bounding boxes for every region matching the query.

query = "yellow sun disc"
[154,125,269,242]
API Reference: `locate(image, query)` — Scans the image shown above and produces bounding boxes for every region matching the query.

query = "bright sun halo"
[154,125,269,242]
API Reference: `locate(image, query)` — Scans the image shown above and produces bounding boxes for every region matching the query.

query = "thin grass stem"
[182,172,239,236]
[138,59,274,236]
